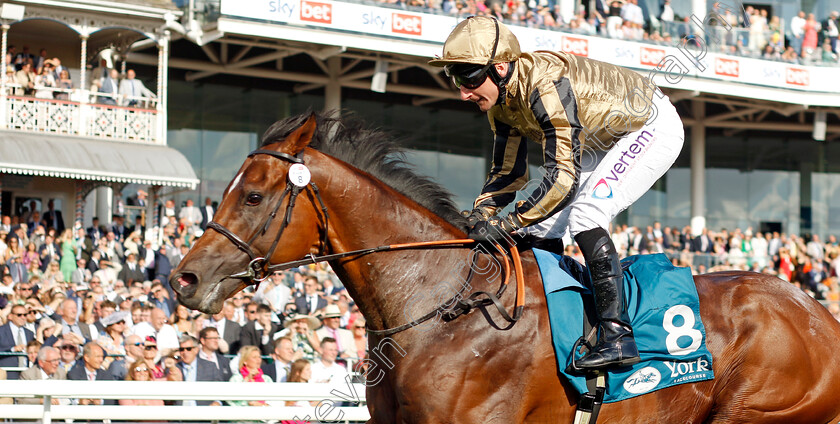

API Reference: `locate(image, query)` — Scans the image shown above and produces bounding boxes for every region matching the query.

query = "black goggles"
[445,63,492,89]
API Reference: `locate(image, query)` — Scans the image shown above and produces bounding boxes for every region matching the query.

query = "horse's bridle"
[206,149,331,283]
[206,147,526,336]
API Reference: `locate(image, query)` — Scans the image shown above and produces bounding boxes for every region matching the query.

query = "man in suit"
[0,304,35,379]
[37,234,60,272]
[75,226,94,263]
[110,215,129,242]
[200,197,215,230]
[208,300,241,354]
[97,68,119,105]
[177,335,223,406]
[294,276,328,315]
[18,346,68,404]
[314,305,358,360]
[240,304,280,356]
[153,245,173,282]
[42,200,65,235]
[692,228,714,253]
[87,217,103,243]
[118,252,145,284]
[178,199,203,230]
[118,69,156,107]
[68,342,113,405]
[261,337,295,382]
[54,299,98,343]
[198,327,232,381]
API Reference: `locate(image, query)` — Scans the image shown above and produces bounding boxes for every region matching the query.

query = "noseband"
[207,149,331,283]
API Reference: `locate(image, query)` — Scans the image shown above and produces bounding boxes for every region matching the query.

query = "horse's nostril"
[177,273,198,288]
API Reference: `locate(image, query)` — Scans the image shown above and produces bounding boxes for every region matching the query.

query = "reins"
[206,147,526,336]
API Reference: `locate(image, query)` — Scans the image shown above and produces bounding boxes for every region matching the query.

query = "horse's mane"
[261,111,469,231]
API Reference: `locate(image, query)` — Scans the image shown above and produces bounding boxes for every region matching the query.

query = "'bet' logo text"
[714,58,739,77]
[640,47,666,67]
[562,36,588,57]
[392,13,422,35]
[300,0,331,23]
[785,67,810,86]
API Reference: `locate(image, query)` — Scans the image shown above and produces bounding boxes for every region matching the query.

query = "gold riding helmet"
[429,17,521,94]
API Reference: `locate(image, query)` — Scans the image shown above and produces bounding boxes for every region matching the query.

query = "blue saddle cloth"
[533,250,714,403]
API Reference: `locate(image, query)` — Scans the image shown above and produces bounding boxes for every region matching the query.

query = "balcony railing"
[0,85,161,144]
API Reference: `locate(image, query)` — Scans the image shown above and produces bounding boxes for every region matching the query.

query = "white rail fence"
[0,380,370,423]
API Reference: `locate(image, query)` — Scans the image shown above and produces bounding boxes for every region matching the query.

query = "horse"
[171,112,840,423]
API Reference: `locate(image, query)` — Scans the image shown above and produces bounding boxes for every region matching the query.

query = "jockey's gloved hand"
[468,215,518,243]
[462,208,489,229]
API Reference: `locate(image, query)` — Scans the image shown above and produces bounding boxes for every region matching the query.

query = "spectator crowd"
[4,44,156,107]
[598,222,840,317]
[373,0,840,66]
[2,192,840,407]
[0,195,367,407]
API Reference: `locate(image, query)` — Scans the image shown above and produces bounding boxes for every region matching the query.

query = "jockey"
[429,16,685,370]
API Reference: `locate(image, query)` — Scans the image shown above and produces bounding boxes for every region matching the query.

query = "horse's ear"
[283,114,318,155]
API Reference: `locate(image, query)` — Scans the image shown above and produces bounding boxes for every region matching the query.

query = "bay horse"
[171,112,840,423]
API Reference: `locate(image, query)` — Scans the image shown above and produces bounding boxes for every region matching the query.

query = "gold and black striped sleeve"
[512,77,581,227]
[473,114,530,216]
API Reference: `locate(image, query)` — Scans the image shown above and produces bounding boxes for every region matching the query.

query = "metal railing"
[0,380,370,423]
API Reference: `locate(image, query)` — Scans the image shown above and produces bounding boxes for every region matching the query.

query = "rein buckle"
[230,257,269,282]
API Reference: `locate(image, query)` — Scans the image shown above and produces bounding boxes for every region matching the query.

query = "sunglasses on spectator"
[144,345,158,351]
[444,63,493,89]
[59,345,77,351]
[130,342,143,346]
[11,312,26,317]
[179,346,196,352]
[17,287,32,291]
[246,309,257,314]
[135,367,149,372]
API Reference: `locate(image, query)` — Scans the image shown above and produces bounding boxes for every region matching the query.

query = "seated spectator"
[285,359,316,407]
[315,304,357,360]
[107,334,143,380]
[262,337,296,382]
[119,361,164,405]
[310,337,348,384]
[33,64,56,99]
[55,68,72,100]
[198,326,232,381]
[351,318,367,367]
[98,311,129,361]
[119,69,156,107]
[18,346,67,404]
[53,333,83,372]
[228,345,272,406]
[139,335,165,380]
[278,313,321,361]
[50,298,98,343]
[130,307,179,356]
[97,68,119,105]
[25,339,41,365]
[0,304,35,379]
[176,335,223,406]
[240,303,279,356]
[68,342,113,405]
[171,304,196,337]
[14,61,35,96]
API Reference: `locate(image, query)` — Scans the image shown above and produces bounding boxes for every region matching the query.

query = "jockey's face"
[458,62,508,112]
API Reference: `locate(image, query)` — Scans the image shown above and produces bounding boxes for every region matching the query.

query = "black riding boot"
[574,228,640,370]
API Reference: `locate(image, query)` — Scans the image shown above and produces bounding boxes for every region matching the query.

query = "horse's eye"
[246,193,263,206]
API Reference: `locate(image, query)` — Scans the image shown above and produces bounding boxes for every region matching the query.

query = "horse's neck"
[323,169,468,331]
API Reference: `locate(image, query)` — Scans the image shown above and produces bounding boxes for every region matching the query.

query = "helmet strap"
[489,61,515,106]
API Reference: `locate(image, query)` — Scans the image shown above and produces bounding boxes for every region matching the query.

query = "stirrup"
[567,336,592,375]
